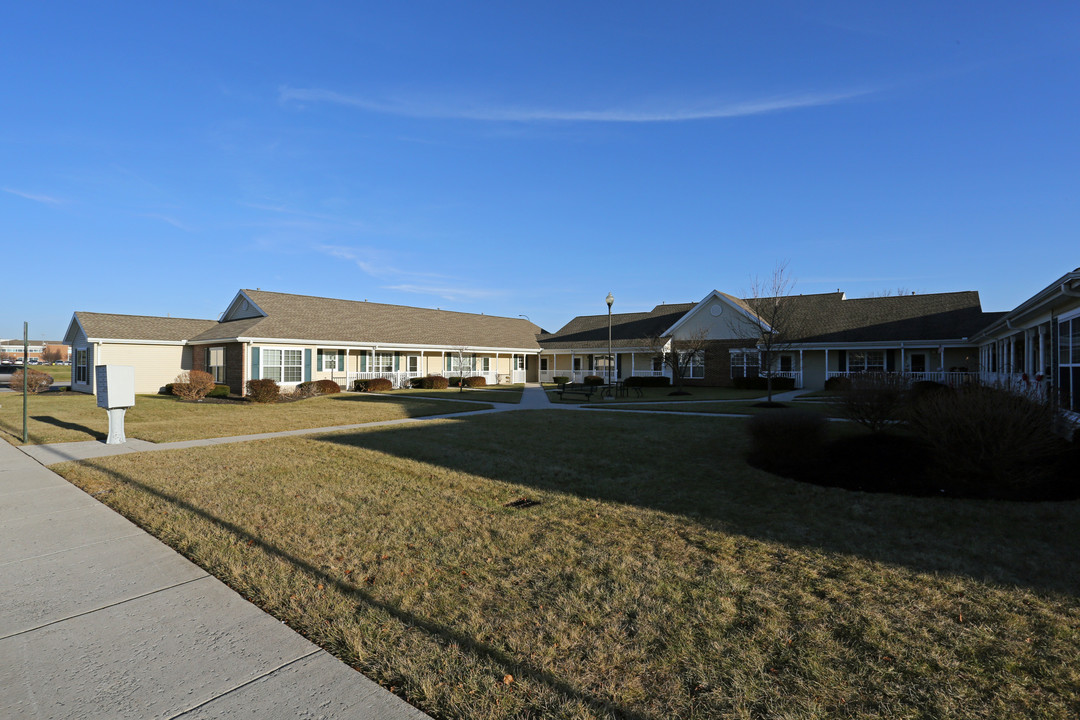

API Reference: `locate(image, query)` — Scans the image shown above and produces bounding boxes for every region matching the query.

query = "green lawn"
[382,384,525,404]
[545,384,766,404]
[0,392,491,445]
[53,411,1080,720]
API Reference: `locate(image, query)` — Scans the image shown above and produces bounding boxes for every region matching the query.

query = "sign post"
[22,322,28,444]
[95,365,135,444]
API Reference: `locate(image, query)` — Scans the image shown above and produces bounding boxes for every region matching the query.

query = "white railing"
[539,370,667,384]
[511,369,526,384]
[825,371,980,388]
[345,371,421,390]
[760,370,804,389]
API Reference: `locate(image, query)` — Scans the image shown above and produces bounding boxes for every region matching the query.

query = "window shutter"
[304,349,312,382]
[317,350,323,372]
[445,355,451,372]
[360,353,367,372]
[394,352,400,371]
[837,349,847,371]
[204,348,210,371]
[337,350,345,370]
[251,347,260,379]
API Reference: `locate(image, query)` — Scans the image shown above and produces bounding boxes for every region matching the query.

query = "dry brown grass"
[54,411,1080,719]
[0,392,490,445]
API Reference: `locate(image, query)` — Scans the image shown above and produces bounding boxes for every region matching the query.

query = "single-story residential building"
[538,288,1000,391]
[63,289,542,395]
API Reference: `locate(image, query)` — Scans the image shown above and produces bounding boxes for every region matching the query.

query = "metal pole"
[606,292,614,385]
[22,321,28,443]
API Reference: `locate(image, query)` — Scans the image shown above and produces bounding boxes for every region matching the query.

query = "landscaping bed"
[53,411,1080,720]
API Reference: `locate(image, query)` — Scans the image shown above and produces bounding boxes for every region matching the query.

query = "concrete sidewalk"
[0,438,431,719]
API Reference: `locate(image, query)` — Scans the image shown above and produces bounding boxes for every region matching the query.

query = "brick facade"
[191,342,246,395]
[682,339,754,388]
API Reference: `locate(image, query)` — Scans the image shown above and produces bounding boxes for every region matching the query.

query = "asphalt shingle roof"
[74,312,218,342]
[537,303,696,349]
[188,290,543,349]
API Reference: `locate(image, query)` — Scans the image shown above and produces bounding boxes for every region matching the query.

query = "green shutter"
[317,350,323,372]
[304,349,312,382]
[251,347,260,379]
[360,353,367,372]
[337,350,345,370]
[445,355,451,372]
[394,351,400,371]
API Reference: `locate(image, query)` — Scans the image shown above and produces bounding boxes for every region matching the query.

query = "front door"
[910,354,926,373]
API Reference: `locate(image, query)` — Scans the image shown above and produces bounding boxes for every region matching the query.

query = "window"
[513,355,524,371]
[540,358,549,371]
[1060,316,1080,412]
[447,355,473,373]
[848,350,885,373]
[730,349,760,379]
[573,357,582,371]
[321,351,337,371]
[262,348,302,383]
[479,357,491,372]
[75,349,88,384]
[206,347,226,383]
[680,351,705,379]
[407,356,419,373]
[373,353,394,373]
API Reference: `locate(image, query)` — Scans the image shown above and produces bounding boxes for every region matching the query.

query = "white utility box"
[95,365,135,444]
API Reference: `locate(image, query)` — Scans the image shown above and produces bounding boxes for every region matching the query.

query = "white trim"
[226,337,541,353]
[221,290,268,322]
[662,289,771,338]
[84,337,188,346]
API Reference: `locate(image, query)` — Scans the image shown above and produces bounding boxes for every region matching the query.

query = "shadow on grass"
[77,458,652,720]
[315,410,1080,598]
[31,415,106,441]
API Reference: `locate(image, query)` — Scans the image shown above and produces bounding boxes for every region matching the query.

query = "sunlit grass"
[55,411,1080,720]
[0,392,490,445]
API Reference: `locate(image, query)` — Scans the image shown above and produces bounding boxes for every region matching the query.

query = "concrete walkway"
[0,439,431,719]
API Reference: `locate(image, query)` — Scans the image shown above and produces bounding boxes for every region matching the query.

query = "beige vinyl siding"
[94,343,187,394]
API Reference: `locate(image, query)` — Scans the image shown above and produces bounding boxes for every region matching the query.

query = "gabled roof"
[971,267,1080,341]
[746,291,998,344]
[537,302,695,349]
[188,290,542,350]
[65,312,217,344]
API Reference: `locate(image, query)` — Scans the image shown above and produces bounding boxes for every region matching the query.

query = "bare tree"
[868,287,914,298]
[41,346,63,365]
[734,261,801,403]
[647,328,710,395]
[452,346,472,393]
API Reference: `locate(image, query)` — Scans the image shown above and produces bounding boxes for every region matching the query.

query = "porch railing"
[825,371,980,388]
[344,371,421,390]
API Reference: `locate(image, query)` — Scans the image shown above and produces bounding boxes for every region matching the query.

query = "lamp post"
[606,292,614,386]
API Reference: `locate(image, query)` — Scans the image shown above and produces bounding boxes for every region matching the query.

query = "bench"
[557,382,598,401]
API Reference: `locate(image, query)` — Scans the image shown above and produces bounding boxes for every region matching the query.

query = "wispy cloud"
[384,283,502,301]
[315,244,448,281]
[3,187,63,204]
[279,86,871,123]
[141,213,194,232]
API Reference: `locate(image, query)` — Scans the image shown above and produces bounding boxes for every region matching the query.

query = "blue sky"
[3,2,1078,341]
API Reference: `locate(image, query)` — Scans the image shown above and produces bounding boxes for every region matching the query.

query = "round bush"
[246,378,280,403]
[551,376,571,385]
[583,375,605,386]
[355,377,393,392]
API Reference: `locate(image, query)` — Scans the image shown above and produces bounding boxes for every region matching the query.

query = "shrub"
[746,410,827,477]
[833,372,907,433]
[293,381,321,399]
[823,375,851,392]
[8,369,53,394]
[908,380,952,403]
[411,375,449,390]
[905,384,1068,497]
[171,370,216,401]
[161,383,175,396]
[583,375,605,386]
[314,379,341,394]
[732,376,796,392]
[355,377,393,392]
[463,375,487,388]
[624,375,671,387]
[246,378,280,403]
[207,384,230,398]
[551,375,571,385]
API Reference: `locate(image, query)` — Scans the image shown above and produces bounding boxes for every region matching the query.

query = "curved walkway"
[2,383,781,719]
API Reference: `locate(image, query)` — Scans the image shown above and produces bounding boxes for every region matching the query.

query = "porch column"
[900,346,905,372]
[1038,324,1046,375]
[825,348,829,378]
[571,351,575,379]
[798,349,804,388]
[631,352,635,376]
[495,352,500,382]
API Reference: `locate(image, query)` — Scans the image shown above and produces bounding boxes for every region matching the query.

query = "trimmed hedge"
[732,376,796,392]
[823,375,851,392]
[583,375,605,386]
[551,376,571,385]
[355,377,393,392]
[246,378,280,403]
[207,384,230,398]
[624,376,671,388]
[314,379,341,394]
[463,375,487,388]
[410,375,450,389]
